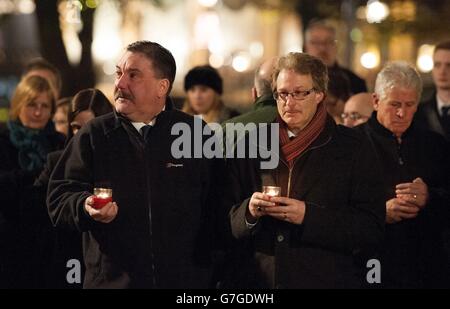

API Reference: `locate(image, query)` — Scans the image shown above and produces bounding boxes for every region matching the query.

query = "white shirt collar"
[131,106,165,133]
[436,93,449,117]
[287,129,297,139]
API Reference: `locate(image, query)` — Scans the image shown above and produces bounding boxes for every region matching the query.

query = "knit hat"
[184,65,223,95]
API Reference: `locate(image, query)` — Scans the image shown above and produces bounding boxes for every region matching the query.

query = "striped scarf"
[279,102,327,167]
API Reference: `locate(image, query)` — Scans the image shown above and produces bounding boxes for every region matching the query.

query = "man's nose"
[396,107,405,118]
[285,95,297,107]
[115,74,127,89]
[344,118,354,127]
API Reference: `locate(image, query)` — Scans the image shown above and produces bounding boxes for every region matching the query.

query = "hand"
[385,197,420,224]
[395,177,429,209]
[247,192,276,222]
[85,195,118,223]
[265,196,306,225]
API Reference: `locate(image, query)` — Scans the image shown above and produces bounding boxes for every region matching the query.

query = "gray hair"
[374,61,422,101]
[254,66,273,97]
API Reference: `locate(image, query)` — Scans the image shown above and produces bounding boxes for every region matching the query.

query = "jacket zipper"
[143,139,156,287]
[286,168,293,197]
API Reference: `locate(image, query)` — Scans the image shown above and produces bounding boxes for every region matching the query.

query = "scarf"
[7,120,60,172]
[279,102,327,167]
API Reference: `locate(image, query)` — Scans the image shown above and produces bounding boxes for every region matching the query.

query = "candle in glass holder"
[262,186,281,197]
[92,188,113,209]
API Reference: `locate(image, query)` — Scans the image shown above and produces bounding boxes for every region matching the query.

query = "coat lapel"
[290,140,333,199]
[425,99,445,136]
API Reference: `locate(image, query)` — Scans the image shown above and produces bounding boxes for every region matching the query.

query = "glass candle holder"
[92,188,113,209]
[262,185,281,197]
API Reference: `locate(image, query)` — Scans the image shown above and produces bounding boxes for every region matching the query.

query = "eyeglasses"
[274,88,315,102]
[308,40,337,47]
[341,112,369,121]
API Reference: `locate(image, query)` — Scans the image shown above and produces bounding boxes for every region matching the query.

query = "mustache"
[115,90,133,101]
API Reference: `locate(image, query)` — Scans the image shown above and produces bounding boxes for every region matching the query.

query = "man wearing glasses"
[304,20,367,95]
[226,52,385,288]
[342,92,374,128]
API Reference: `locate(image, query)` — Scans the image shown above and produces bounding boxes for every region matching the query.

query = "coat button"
[277,235,284,242]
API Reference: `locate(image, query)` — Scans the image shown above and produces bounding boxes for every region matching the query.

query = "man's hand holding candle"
[85,196,118,223]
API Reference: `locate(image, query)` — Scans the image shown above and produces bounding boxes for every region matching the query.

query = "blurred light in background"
[58,1,82,65]
[279,13,302,54]
[0,0,35,15]
[366,0,389,24]
[64,0,82,24]
[209,53,224,68]
[417,44,435,73]
[92,0,122,63]
[360,50,380,69]
[102,61,116,76]
[198,0,218,8]
[85,0,99,9]
[232,52,251,72]
[17,0,35,14]
[350,28,363,43]
[194,11,221,49]
[0,0,15,15]
[249,41,264,59]
[208,36,225,55]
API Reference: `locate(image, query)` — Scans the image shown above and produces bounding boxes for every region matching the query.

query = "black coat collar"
[367,111,416,140]
[111,97,175,133]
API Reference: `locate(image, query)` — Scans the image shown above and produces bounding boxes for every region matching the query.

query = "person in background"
[183,65,238,123]
[36,88,113,194]
[356,61,450,288]
[304,20,367,95]
[27,88,113,289]
[323,70,351,124]
[22,58,62,100]
[0,75,64,183]
[0,88,112,288]
[415,40,450,141]
[222,57,278,127]
[0,75,64,288]
[53,97,71,137]
[342,92,374,128]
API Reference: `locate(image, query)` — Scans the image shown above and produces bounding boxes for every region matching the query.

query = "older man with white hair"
[356,61,450,288]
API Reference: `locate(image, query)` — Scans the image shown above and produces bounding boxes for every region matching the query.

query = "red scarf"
[279,102,327,167]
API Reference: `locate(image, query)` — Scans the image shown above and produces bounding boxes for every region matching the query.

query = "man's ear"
[251,87,257,101]
[158,79,170,97]
[315,92,325,105]
[372,93,380,111]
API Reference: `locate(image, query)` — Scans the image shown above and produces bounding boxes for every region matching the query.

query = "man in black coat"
[356,61,450,288]
[226,52,385,289]
[304,21,367,95]
[415,40,450,141]
[47,41,219,288]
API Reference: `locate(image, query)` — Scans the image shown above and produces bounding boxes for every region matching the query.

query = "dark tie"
[442,106,450,137]
[442,106,450,118]
[140,125,153,142]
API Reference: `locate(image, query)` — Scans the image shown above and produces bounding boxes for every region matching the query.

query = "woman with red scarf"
[224,53,385,288]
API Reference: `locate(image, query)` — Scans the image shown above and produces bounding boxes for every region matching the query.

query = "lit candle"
[262,186,281,197]
[92,188,113,209]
